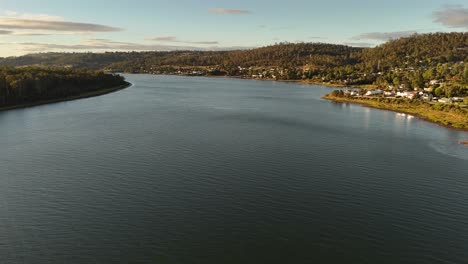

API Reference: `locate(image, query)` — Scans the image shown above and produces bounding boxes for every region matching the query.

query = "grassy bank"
[323,94,468,130]
[0,81,131,112]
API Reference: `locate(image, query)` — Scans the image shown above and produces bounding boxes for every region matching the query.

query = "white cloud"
[0,18,122,32]
[209,8,251,14]
[352,31,417,41]
[146,36,219,45]
[433,5,468,29]
[1,38,248,54]
[147,36,178,42]
[343,42,374,48]
[0,11,122,33]
[0,30,12,35]
[3,10,65,21]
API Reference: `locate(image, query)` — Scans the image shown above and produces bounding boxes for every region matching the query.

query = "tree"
[411,73,424,89]
[0,67,126,108]
[463,66,468,84]
[434,87,445,97]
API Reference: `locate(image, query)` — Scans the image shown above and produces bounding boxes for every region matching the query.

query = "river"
[0,74,467,264]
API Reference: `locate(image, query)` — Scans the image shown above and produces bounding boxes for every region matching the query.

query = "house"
[397,91,418,99]
[406,91,418,99]
[438,98,453,104]
[429,80,439,85]
[365,89,383,96]
[344,88,361,96]
[396,91,406,97]
[421,93,433,101]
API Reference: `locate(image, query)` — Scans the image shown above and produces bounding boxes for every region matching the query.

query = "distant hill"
[1,33,466,71]
[0,33,466,91]
[0,42,363,70]
[0,52,137,70]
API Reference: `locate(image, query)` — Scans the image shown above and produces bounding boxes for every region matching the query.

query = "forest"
[0,67,126,108]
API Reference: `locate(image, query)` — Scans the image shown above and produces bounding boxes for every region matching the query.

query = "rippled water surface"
[0,75,467,264]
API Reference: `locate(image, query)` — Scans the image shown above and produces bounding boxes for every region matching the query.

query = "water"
[0,74,467,264]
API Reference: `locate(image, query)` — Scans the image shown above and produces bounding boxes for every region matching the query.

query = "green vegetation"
[0,66,127,110]
[324,91,468,130]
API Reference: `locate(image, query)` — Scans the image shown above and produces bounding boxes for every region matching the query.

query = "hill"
[0,33,466,93]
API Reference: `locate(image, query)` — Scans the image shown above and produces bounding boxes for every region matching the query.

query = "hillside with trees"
[0,43,362,70]
[0,67,127,109]
[0,32,466,96]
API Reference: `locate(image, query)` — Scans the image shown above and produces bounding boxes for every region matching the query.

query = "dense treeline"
[0,67,126,108]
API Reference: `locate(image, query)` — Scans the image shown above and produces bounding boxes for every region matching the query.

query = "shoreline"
[0,81,132,112]
[128,73,467,132]
[125,72,376,89]
[323,95,468,132]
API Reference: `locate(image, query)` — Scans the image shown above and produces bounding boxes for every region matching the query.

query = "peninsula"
[0,67,129,111]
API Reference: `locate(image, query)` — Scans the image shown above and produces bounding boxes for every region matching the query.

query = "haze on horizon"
[0,0,467,57]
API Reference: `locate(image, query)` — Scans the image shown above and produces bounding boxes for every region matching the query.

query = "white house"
[438,98,453,104]
[365,89,383,96]
[421,93,433,100]
[397,91,418,99]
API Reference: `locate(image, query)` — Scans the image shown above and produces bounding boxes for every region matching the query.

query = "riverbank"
[0,81,131,112]
[126,73,467,131]
[139,72,377,90]
[323,94,468,131]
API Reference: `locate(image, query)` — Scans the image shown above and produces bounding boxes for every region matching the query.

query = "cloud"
[433,5,468,29]
[343,42,374,48]
[3,38,247,53]
[3,11,65,21]
[148,36,178,42]
[146,36,219,45]
[0,11,122,33]
[0,18,122,32]
[0,30,13,35]
[190,41,219,45]
[0,30,55,36]
[352,31,417,41]
[12,32,52,36]
[209,8,251,14]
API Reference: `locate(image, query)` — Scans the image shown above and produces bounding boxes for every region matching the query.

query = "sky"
[0,0,467,57]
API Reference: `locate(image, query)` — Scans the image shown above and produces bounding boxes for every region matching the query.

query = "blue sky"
[0,0,467,56]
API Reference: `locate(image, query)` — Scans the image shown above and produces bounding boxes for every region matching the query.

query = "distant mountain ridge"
[0,33,466,71]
